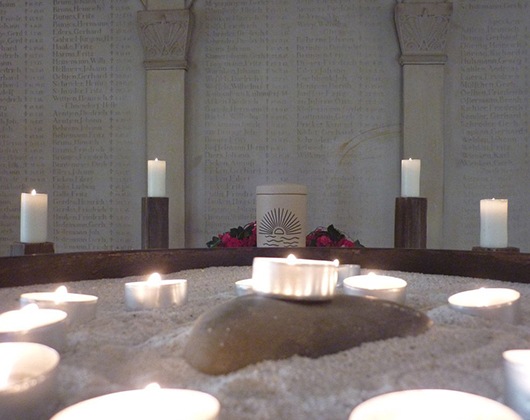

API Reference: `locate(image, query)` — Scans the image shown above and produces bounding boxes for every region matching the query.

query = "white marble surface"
[1,267,529,419]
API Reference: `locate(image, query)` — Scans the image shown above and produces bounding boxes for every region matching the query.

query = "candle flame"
[31,189,37,195]
[144,382,161,390]
[147,273,162,284]
[286,254,297,265]
[332,259,339,267]
[54,285,68,304]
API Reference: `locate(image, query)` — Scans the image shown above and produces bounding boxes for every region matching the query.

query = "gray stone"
[184,294,432,375]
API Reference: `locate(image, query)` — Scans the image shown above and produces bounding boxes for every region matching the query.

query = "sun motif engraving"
[258,208,302,247]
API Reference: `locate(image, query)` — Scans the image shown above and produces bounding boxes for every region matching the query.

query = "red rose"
[338,238,355,247]
[316,235,332,247]
[225,237,243,247]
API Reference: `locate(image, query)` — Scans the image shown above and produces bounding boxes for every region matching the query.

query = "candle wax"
[147,159,166,197]
[20,190,48,243]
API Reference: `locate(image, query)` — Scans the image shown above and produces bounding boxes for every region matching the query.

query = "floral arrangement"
[207,222,257,248]
[207,222,362,248]
[305,224,362,248]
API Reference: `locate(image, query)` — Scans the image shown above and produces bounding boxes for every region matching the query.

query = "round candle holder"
[235,279,254,296]
[503,349,530,419]
[0,306,67,351]
[448,288,520,324]
[20,286,98,326]
[125,275,188,311]
[0,342,60,420]
[51,387,220,420]
[336,264,361,287]
[251,256,339,301]
[349,389,521,419]
[343,273,407,304]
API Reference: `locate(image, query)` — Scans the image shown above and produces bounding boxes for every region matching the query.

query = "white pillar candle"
[0,342,60,420]
[20,189,48,243]
[343,272,407,304]
[20,286,98,326]
[125,273,187,311]
[0,305,67,351]
[401,158,421,197]
[147,159,166,197]
[51,384,220,420]
[349,389,522,420]
[448,287,520,324]
[503,349,530,419]
[251,255,339,300]
[480,198,508,248]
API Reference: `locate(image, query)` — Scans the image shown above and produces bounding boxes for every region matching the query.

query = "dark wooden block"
[394,197,427,249]
[10,242,55,256]
[141,197,169,249]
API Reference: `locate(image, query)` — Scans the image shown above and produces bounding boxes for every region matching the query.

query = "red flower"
[337,238,355,247]
[316,235,333,247]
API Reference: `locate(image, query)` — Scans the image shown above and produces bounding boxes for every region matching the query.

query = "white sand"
[1,267,529,419]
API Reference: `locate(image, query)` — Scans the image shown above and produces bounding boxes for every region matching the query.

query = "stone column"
[394,1,452,249]
[137,1,190,247]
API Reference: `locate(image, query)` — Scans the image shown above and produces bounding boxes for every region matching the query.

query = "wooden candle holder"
[10,242,55,256]
[394,197,427,249]
[142,197,169,249]
[472,246,520,253]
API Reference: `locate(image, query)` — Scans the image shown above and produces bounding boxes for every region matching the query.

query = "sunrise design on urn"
[256,184,307,248]
[258,208,302,247]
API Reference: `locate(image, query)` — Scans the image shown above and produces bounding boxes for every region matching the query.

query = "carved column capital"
[395,2,452,65]
[137,9,191,70]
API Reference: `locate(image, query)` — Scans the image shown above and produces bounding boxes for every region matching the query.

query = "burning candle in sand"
[448,287,520,324]
[124,273,187,311]
[20,286,98,326]
[235,279,254,296]
[0,304,67,351]
[50,383,221,419]
[251,255,339,300]
[503,349,530,419]
[0,342,60,419]
[348,389,521,419]
[336,264,361,287]
[343,272,407,304]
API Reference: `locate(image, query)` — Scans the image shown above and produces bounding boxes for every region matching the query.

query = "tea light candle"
[235,279,254,296]
[337,264,361,287]
[20,286,98,326]
[0,304,67,351]
[51,384,221,420]
[349,389,522,419]
[448,287,520,324]
[480,198,508,248]
[0,342,60,420]
[20,189,48,243]
[503,349,530,419]
[343,272,407,304]
[251,255,339,300]
[401,158,421,197]
[147,159,166,197]
[125,273,187,311]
